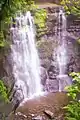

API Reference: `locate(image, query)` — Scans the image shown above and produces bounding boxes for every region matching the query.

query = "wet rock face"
[66,37,80,72]
[67,14,80,37]
[0,52,24,108]
[37,6,80,92]
[40,67,48,86]
[47,66,59,92]
[37,39,55,69]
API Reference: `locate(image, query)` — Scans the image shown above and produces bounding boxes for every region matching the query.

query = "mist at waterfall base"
[10,11,43,104]
[56,9,72,91]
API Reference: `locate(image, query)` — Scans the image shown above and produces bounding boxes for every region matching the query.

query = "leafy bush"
[34,9,47,29]
[34,8,47,37]
[64,72,80,120]
[0,80,9,103]
[61,0,80,17]
[0,0,39,47]
[0,0,47,46]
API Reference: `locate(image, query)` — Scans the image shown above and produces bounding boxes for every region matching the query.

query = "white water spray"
[56,9,72,91]
[56,9,67,75]
[10,11,42,99]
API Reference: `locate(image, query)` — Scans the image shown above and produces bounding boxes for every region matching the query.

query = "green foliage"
[0,0,47,45]
[77,38,80,44]
[64,72,80,120]
[34,9,47,29]
[34,8,47,37]
[61,0,80,17]
[0,80,9,103]
[0,0,38,47]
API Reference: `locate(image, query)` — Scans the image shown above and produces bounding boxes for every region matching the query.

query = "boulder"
[32,115,45,120]
[44,109,54,119]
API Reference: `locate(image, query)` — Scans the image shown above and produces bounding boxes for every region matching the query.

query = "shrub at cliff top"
[61,0,80,17]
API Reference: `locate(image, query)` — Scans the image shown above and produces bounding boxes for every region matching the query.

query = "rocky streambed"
[9,92,68,120]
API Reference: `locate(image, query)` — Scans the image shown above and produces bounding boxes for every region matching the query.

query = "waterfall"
[10,11,42,100]
[56,8,72,91]
[57,9,67,75]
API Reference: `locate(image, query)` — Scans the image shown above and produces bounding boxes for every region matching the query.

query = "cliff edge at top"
[35,0,60,4]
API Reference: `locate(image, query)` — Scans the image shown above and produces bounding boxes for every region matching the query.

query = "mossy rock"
[36,39,57,58]
[36,39,58,68]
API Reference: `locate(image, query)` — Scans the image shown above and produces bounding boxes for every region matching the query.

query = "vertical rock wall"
[37,5,80,92]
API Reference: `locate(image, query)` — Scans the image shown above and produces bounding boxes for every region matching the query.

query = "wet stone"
[32,115,45,120]
[44,110,54,119]
[46,79,59,92]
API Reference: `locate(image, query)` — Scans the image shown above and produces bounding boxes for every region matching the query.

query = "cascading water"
[56,8,72,91]
[57,9,67,75]
[10,11,42,100]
